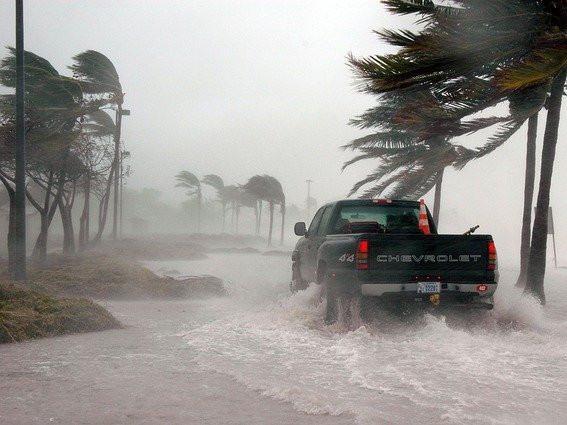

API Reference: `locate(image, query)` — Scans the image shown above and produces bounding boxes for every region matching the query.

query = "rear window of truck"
[329,204,423,234]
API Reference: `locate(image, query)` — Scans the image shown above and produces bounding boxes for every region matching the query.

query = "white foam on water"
[148,255,567,425]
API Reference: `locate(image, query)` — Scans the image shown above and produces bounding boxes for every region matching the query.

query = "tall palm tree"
[81,109,116,245]
[175,171,202,232]
[349,0,566,302]
[69,50,124,241]
[202,174,228,232]
[516,113,538,288]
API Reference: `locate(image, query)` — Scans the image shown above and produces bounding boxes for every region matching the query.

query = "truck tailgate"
[362,234,493,283]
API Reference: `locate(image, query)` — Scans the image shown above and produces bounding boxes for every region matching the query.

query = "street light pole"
[305,179,313,221]
[14,0,26,280]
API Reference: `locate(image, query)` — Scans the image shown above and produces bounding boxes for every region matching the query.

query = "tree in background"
[242,175,285,246]
[175,171,202,231]
[202,174,228,232]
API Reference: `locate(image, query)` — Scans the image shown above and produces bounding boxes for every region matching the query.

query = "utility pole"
[305,179,313,221]
[112,107,129,240]
[14,0,26,280]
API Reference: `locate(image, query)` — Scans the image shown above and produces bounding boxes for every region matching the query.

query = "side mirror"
[294,222,307,236]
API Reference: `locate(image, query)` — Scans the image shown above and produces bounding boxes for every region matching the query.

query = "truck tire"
[324,277,338,324]
[289,262,308,293]
[323,275,361,326]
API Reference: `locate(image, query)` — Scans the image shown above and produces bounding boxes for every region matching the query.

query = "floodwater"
[2,253,567,425]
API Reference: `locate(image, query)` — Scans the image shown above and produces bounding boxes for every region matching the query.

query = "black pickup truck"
[291,199,498,323]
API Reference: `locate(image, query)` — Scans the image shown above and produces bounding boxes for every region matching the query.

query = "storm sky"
[2,0,567,263]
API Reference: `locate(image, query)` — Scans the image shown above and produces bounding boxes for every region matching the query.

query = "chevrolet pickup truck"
[291,199,498,323]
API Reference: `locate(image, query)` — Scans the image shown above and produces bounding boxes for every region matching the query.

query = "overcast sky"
[2,0,567,264]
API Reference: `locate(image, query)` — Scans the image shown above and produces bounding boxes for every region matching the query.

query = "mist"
[2,2,567,424]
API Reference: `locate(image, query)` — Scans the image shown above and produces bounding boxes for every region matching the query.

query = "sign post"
[537,206,557,268]
[549,207,557,269]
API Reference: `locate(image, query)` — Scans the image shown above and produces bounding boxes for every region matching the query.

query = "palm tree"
[242,175,285,245]
[343,89,503,224]
[175,171,202,231]
[516,113,538,288]
[69,50,124,241]
[0,49,95,262]
[81,109,116,245]
[349,0,567,302]
[202,174,227,232]
[263,176,286,246]
[242,175,271,238]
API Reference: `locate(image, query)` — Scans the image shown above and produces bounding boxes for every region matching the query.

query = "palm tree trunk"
[267,201,274,246]
[29,163,66,263]
[525,69,567,304]
[59,202,75,255]
[79,174,90,251]
[257,200,263,235]
[0,175,16,271]
[230,202,235,233]
[235,206,240,234]
[432,169,444,227]
[280,204,285,246]
[516,114,538,288]
[222,202,226,233]
[32,213,49,263]
[93,160,116,243]
[7,190,17,272]
[253,203,258,236]
[197,192,201,233]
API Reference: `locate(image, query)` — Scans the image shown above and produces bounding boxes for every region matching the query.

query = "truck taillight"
[356,239,369,270]
[487,241,497,271]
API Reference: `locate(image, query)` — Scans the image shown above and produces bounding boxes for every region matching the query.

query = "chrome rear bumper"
[360,282,497,297]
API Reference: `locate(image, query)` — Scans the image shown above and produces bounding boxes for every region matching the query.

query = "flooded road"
[2,253,567,424]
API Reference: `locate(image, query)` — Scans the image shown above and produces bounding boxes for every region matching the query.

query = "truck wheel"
[324,278,338,324]
[324,276,361,326]
[290,262,307,293]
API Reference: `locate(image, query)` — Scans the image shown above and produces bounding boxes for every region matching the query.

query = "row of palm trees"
[344,0,567,303]
[175,172,285,246]
[0,48,126,267]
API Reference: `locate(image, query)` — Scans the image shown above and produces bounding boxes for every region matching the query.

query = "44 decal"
[338,253,355,263]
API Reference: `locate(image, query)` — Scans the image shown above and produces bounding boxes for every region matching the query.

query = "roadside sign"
[535,206,557,268]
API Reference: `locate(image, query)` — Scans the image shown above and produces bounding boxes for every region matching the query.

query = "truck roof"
[324,199,421,208]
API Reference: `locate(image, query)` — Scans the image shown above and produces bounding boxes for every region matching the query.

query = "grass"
[18,254,226,299]
[0,252,225,343]
[0,283,120,343]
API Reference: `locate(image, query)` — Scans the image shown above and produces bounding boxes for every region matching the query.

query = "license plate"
[417,282,441,294]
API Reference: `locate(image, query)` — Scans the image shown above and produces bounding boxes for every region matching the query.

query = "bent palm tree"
[70,50,124,241]
[175,171,202,231]
[242,175,271,238]
[202,174,227,232]
[349,0,566,302]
